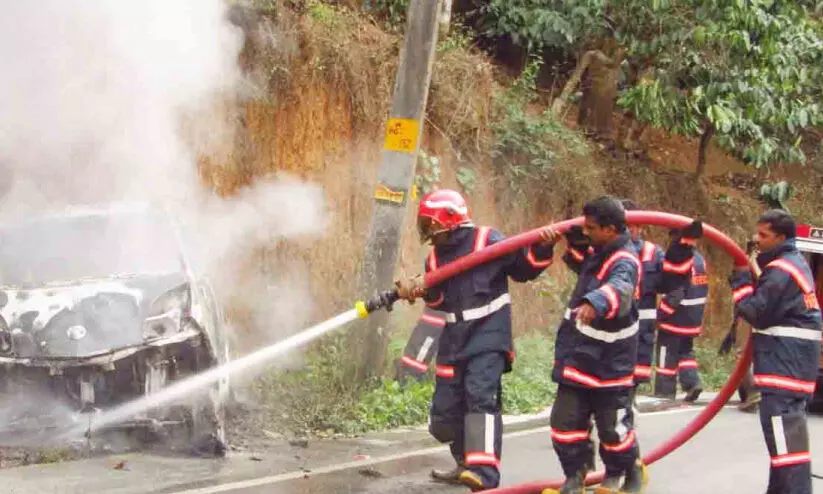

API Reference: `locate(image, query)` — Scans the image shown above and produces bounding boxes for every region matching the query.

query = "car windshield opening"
[0,210,183,286]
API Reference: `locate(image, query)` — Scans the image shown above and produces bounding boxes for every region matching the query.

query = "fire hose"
[358,210,753,493]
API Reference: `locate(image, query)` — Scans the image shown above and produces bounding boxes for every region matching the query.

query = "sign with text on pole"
[354,0,445,380]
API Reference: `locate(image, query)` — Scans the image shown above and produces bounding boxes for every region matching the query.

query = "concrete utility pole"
[354,0,444,380]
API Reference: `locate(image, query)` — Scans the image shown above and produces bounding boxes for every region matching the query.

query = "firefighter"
[542,196,700,494]
[395,188,554,492]
[395,307,445,384]
[729,209,821,494]
[618,200,665,390]
[652,232,707,403]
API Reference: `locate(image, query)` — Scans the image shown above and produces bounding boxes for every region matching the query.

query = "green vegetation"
[492,59,589,192]
[255,329,735,436]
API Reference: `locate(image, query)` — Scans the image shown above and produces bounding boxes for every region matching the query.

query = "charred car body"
[0,203,230,456]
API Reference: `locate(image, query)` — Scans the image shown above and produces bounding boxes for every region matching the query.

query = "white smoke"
[0,1,327,342]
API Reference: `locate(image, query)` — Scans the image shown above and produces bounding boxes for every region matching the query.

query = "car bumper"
[0,327,202,370]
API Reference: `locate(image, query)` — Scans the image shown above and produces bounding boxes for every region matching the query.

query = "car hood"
[0,273,189,359]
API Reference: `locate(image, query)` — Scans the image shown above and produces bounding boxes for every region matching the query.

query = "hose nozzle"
[355,290,400,319]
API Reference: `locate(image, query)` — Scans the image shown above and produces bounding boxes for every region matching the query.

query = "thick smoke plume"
[0,1,327,382]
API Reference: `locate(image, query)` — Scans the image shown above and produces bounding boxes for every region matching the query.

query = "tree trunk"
[577,47,625,142]
[551,50,599,116]
[695,123,715,180]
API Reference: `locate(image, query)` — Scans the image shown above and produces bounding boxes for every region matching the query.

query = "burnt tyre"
[182,335,229,458]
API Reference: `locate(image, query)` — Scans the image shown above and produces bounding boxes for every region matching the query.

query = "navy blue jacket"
[657,251,708,337]
[555,232,642,389]
[423,225,553,373]
[558,233,696,389]
[730,240,822,398]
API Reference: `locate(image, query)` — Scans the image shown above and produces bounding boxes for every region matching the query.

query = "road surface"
[3,402,823,493]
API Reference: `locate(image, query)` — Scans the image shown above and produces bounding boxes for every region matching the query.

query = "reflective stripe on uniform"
[663,258,694,274]
[732,285,754,303]
[465,452,500,466]
[575,320,639,343]
[401,356,428,372]
[771,451,811,468]
[550,428,590,443]
[474,227,491,253]
[767,259,814,294]
[602,430,636,452]
[443,293,511,323]
[567,248,585,262]
[420,313,446,327]
[680,297,707,306]
[656,366,677,376]
[562,366,634,388]
[658,300,676,315]
[435,365,455,378]
[416,336,435,362]
[753,374,816,394]
[596,250,641,281]
[641,241,656,263]
[753,326,822,341]
[634,365,652,378]
[658,322,701,336]
[526,247,553,268]
[638,309,656,320]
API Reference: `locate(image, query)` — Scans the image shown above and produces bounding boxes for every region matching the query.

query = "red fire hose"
[423,210,753,493]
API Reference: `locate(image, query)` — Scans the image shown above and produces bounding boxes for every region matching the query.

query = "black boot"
[541,470,586,494]
[619,460,648,493]
[431,462,465,484]
[594,474,622,493]
[684,385,703,403]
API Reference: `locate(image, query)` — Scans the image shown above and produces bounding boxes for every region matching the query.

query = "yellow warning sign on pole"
[383,118,420,153]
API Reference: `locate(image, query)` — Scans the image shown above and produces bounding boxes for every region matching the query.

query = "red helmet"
[417,189,471,241]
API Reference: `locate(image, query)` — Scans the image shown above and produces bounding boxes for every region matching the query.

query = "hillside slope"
[213,2,823,351]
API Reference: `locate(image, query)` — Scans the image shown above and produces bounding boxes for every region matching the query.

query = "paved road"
[5,402,823,494]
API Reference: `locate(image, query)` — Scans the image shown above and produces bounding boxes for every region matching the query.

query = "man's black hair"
[620,199,640,211]
[583,196,627,232]
[758,209,796,239]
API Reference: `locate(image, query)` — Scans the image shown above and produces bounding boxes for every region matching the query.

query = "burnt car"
[0,203,231,456]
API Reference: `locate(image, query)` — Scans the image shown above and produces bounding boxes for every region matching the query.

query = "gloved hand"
[395,276,426,304]
[564,225,590,249]
[665,220,702,267]
[671,220,703,244]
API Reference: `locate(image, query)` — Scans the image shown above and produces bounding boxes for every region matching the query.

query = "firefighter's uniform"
[730,239,821,494]
[552,232,643,482]
[396,307,445,382]
[653,251,708,399]
[630,239,664,384]
[424,225,553,490]
[551,226,696,493]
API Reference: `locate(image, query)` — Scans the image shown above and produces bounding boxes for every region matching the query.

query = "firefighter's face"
[417,217,448,245]
[582,216,617,246]
[755,222,784,253]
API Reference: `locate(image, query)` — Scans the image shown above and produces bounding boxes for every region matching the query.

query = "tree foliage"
[476,0,606,53]
[470,0,823,174]
[619,1,823,172]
